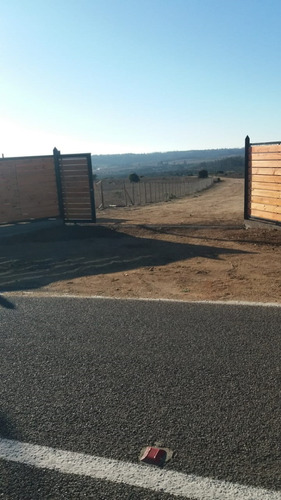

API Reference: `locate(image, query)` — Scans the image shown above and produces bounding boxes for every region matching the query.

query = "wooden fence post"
[100,180,104,209]
[123,182,127,206]
[144,182,147,204]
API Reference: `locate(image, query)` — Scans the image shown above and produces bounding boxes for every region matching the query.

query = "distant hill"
[91,148,244,178]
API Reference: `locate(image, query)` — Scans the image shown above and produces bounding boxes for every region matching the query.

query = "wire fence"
[94,177,214,209]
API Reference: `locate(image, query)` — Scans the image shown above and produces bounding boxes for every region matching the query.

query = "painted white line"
[4,291,281,308]
[0,439,280,499]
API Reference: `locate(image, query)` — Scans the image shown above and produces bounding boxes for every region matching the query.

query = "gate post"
[244,136,250,220]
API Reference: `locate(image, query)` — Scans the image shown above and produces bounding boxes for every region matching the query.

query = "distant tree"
[198,169,209,179]
[129,173,140,183]
[92,173,98,181]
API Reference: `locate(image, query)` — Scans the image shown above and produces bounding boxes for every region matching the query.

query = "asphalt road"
[0,295,280,499]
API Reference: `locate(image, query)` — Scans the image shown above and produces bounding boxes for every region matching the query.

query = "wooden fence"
[0,151,96,225]
[0,156,59,224]
[245,136,281,225]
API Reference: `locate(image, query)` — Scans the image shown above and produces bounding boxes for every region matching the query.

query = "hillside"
[91,148,244,178]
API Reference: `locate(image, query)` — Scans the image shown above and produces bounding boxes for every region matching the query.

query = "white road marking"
[4,291,281,307]
[0,438,280,499]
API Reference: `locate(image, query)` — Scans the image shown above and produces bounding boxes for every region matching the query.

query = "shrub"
[198,169,208,178]
[129,173,140,183]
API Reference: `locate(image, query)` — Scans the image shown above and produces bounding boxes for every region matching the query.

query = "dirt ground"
[1,178,281,303]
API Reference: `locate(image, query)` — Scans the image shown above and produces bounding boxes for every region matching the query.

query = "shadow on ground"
[142,225,281,246]
[0,225,251,294]
[0,295,16,309]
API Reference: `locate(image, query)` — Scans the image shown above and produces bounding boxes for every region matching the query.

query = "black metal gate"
[53,148,96,223]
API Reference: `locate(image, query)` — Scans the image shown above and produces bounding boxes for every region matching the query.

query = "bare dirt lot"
[1,178,281,303]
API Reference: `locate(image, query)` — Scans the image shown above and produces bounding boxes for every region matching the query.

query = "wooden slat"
[250,209,281,222]
[0,188,19,198]
[21,206,59,219]
[61,166,88,172]
[62,193,91,200]
[252,189,281,199]
[63,204,91,210]
[251,144,281,153]
[251,152,281,161]
[16,167,55,176]
[251,195,281,206]
[0,169,16,182]
[16,176,57,185]
[61,174,89,180]
[20,212,59,220]
[251,160,281,168]
[61,170,88,176]
[16,169,56,177]
[63,196,91,202]
[16,177,57,187]
[251,174,281,183]
[61,169,88,175]
[61,162,88,169]
[251,167,281,176]
[61,182,90,189]
[20,198,59,207]
[64,215,92,220]
[0,157,52,167]
[0,207,21,216]
[64,212,92,217]
[0,206,20,215]
[251,181,281,191]
[61,157,88,164]
[63,202,91,208]
[61,190,90,197]
[251,202,281,214]
[60,165,88,172]
[15,164,54,172]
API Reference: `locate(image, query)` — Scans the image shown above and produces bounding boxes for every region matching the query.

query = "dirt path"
[96,178,244,226]
[1,179,281,304]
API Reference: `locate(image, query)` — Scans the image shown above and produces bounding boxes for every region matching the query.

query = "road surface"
[0,295,280,499]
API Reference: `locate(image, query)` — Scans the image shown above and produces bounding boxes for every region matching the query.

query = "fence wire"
[94,177,214,209]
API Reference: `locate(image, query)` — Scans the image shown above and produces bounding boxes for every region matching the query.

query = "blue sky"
[1,0,281,156]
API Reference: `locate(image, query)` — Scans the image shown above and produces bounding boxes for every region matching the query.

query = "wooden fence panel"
[0,156,59,224]
[246,138,281,224]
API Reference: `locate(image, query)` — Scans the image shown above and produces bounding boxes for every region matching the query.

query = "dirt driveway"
[1,178,280,303]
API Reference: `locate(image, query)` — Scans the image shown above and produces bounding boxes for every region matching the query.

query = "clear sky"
[1,0,281,156]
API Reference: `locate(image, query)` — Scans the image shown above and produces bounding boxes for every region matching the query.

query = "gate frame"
[53,148,96,223]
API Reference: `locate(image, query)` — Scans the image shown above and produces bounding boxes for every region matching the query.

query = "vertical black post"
[244,136,250,220]
[53,147,64,220]
[86,154,96,222]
